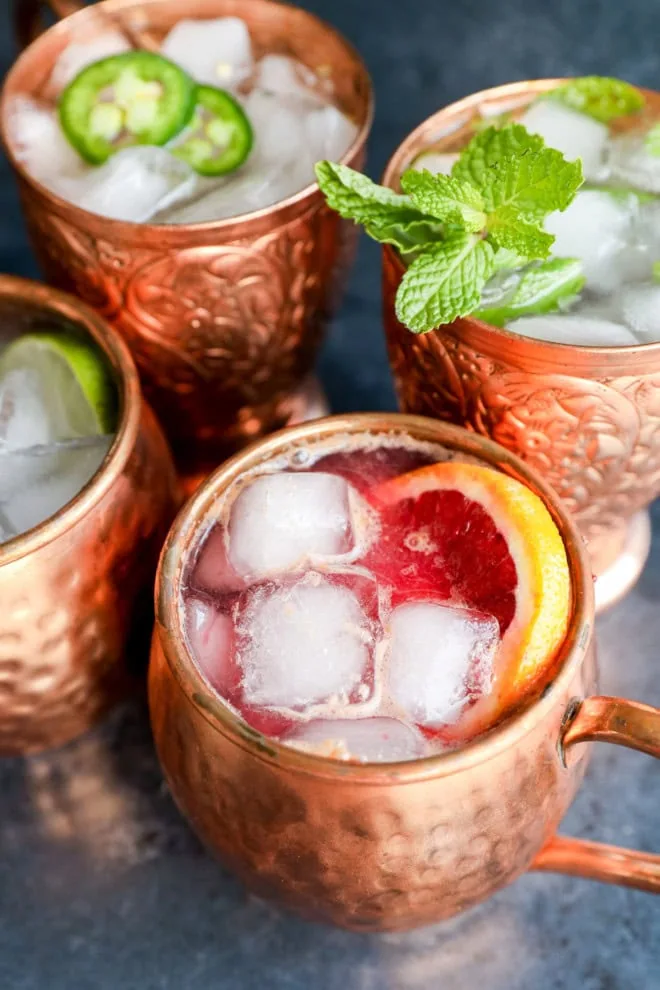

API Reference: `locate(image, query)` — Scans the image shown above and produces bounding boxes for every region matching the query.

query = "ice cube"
[184,595,235,692]
[386,602,498,726]
[285,717,427,762]
[306,105,359,162]
[228,472,355,578]
[237,576,372,708]
[608,133,660,194]
[6,96,86,189]
[545,190,635,294]
[617,284,660,342]
[244,89,312,170]
[411,151,459,176]
[508,314,638,346]
[0,368,63,450]
[47,31,130,94]
[0,436,112,537]
[189,524,243,594]
[254,54,325,106]
[161,17,253,88]
[59,146,197,222]
[158,90,317,222]
[519,100,609,181]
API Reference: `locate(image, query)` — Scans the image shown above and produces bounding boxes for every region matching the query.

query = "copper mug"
[0,275,178,756]
[3,0,373,484]
[382,80,660,611]
[149,413,660,932]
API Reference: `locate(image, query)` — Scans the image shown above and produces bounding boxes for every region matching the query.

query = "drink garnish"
[172,85,253,176]
[59,52,197,164]
[317,122,583,332]
[544,76,644,123]
[0,331,117,435]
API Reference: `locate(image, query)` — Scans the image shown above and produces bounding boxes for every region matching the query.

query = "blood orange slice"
[368,461,571,737]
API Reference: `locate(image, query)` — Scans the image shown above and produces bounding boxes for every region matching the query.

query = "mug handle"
[14,0,83,50]
[14,0,158,51]
[532,696,660,891]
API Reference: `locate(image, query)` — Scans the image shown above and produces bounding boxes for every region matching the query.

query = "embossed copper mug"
[3,0,373,485]
[382,81,660,611]
[149,413,660,932]
[0,275,178,755]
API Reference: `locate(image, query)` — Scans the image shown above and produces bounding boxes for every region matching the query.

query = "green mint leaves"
[548,76,644,123]
[396,234,495,332]
[316,121,583,333]
[315,161,443,252]
[474,258,585,326]
[400,169,486,232]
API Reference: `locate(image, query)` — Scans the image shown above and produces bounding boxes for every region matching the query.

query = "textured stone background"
[1,1,659,987]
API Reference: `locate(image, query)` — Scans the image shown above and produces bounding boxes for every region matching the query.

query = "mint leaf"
[487,205,555,259]
[548,76,644,123]
[492,246,527,271]
[315,161,439,249]
[451,123,544,189]
[645,122,660,157]
[367,216,445,252]
[479,138,583,221]
[400,168,486,232]
[395,233,496,333]
[474,258,584,326]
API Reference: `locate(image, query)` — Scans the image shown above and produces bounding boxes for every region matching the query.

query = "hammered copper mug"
[382,81,660,611]
[2,0,373,486]
[149,413,660,932]
[0,275,178,755]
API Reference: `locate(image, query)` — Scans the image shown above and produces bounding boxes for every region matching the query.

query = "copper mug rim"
[381,78,660,376]
[0,273,142,566]
[154,411,594,785]
[0,0,375,239]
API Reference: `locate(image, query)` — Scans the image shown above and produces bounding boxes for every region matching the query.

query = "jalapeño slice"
[59,51,196,164]
[172,86,253,176]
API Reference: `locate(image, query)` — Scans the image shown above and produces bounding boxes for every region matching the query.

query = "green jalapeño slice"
[172,86,253,176]
[59,51,196,164]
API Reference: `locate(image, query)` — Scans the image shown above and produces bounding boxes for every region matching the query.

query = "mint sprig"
[547,76,644,123]
[316,121,584,333]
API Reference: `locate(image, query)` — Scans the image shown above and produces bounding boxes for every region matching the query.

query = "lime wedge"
[0,331,117,438]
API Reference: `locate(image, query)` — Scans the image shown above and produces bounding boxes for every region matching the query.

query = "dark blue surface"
[1,2,659,988]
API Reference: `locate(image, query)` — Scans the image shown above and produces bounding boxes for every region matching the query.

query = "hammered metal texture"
[150,634,593,931]
[0,280,179,755]
[3,0,373,471]
[380,82,660,573]
[383,253,660,570]
[147,414,597,931]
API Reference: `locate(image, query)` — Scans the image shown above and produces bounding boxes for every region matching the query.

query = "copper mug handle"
[14,0,157,51]
[14,0,84,50]
[533,696,660,891]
